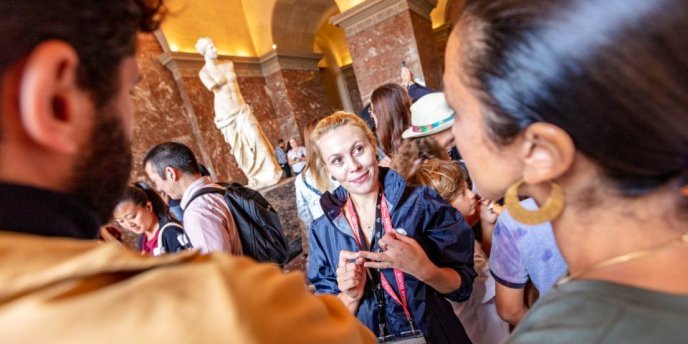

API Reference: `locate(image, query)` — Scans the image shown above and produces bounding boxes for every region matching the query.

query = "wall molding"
[331,0,437,36]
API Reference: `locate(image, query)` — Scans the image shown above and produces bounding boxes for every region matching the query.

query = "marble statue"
[196,37,282,188]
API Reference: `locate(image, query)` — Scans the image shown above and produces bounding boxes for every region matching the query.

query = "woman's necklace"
[557,232,688,286]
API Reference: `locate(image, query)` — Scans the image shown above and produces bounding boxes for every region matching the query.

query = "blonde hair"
[302,117,330,192]
[311,112,377,190]
[414,159,468,202]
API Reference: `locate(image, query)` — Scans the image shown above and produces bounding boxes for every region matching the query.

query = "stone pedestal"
[259,177,306,270]
[332,0,440,104]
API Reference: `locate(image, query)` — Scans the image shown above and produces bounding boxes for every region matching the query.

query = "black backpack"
[186,183,289,265]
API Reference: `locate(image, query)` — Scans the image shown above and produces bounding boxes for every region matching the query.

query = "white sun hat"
[402,92,455,139]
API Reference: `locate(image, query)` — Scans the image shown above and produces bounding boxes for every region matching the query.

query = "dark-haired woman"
[444,0,688,342]
[113,183,193,256]
[370,83,412,159]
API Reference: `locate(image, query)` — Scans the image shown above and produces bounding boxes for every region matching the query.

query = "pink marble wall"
[265,71,301,142]
[265,69,332,142]
[131,34,202,181]
[282,69,333,134]
[345,11,442,104]
[239,76,281,147]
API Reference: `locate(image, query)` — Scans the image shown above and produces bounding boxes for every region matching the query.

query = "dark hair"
[199,164,211,177]
[118,182,174,223]
[371,83,412,157]
[391,136,450,181]
[143,142,201,179]
[457,0,688,198]
[0,0,164,110]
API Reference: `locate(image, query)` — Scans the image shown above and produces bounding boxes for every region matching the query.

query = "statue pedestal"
[258,177,306,271]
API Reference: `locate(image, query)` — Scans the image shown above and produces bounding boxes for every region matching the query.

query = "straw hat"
[402,92,454,139]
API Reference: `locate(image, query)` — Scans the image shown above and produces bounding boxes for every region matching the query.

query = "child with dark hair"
[113,182,192,256]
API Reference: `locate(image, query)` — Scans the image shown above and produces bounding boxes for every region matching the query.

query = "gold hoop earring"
[504,180,564,225]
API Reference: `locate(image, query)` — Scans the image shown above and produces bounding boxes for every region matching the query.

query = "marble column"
[331,0,440,104]
[341,64,363,114]
[131,33,213,183]
[261,50,333,142]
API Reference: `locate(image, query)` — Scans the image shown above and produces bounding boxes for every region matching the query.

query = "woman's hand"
[358,232,431,280]
[358,232,462,293]
[400,66,413,88]
[336,250,367,302]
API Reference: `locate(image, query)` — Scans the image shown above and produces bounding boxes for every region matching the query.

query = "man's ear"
[519,122,575,184]
[18,40,92,155]
[164,166,177,181]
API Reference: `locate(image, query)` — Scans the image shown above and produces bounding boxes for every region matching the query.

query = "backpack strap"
[185,186,225,211]
[154,221,182,256]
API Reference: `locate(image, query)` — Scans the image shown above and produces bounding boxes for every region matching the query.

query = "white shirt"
[294,169,339,229]
[180,177,242,255]
[287,147,307,174]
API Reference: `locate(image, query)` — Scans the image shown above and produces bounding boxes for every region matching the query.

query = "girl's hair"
[370,83,412,157]
[414,159,468,202]
[457,0,688,205]
[117,182,174,223]
[391,136,450,181]
[303,117,330,192]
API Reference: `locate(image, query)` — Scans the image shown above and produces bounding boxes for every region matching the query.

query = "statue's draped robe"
[201,62,282,188]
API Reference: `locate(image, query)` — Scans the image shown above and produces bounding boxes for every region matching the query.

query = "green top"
[507,280,688,343]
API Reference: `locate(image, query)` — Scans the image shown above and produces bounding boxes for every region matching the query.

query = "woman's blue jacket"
[307,168,476,343]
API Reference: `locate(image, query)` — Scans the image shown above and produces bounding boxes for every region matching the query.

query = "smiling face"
[112,201,156,235]
[144,163,183,200]
[316,124,379,196]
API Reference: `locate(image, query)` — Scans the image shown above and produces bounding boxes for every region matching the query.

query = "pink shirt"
[180,177,242,255]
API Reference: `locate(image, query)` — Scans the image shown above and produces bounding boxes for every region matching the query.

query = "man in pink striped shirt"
[144,142,242,255]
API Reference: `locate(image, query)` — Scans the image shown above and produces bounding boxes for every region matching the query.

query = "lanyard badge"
[343,189,425,342]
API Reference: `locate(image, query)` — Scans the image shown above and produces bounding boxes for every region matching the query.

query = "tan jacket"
[0,232,375,343]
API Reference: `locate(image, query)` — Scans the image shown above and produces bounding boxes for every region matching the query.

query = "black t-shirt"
[140,218,193,256]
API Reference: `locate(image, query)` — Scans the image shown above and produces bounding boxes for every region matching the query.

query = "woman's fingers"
[357,250,384,262]
[338,250,358,267]
[363,260,393,269]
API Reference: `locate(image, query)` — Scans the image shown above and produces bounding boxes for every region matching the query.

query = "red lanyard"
[343,190,413,323]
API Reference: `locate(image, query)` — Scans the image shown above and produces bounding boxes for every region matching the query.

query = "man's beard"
[69,104,132,225]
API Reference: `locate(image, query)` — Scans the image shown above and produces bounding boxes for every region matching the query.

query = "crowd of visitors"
[0,0,686,342]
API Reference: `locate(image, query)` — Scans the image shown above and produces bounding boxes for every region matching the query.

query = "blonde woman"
[307,112,476,343]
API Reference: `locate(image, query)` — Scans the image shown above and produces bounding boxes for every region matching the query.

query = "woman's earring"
[331,176,336,181]
[504,180,564,225]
